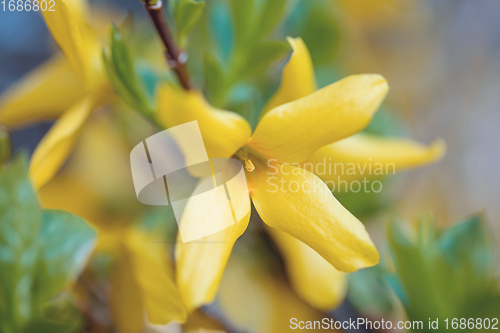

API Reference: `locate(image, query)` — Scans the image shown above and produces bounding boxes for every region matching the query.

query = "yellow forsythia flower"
[157,37,445,311]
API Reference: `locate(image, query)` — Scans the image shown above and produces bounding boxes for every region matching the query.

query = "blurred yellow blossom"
[97,227,187,332]
[0,0,111,190]
[218,249,328,333]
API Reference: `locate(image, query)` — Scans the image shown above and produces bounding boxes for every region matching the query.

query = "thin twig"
[144,0,191,90]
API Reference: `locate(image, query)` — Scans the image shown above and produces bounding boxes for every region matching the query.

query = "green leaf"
[104,25,155,118]
[210,2,234,60]
[203,52,226,103]
[0,155,41,332]
[231,0,287,49]
[34,210,96,303]
[439,215,494,281]
[348,264,394,315]
[254,0,287,41]
[170,0,205,46]
[231,0,254,49]
[301,5,341,66]
[0,156,95,332]
[242,40,289,78]
[387,215,499,332]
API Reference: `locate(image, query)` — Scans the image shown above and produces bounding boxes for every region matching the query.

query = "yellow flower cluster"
[0,0,445,331]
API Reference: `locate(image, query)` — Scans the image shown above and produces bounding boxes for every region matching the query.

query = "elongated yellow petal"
[29,95,96,190]
[157,84,251,159]
[304,133,446,184]
[126,231,187,324]
[175,174,251,311]
[251,163,379,272]
[42,0,101,84]
[268,228,348,310]
[110,248,144,333]
[261,37,316,116]
[248,74,388,163]
[110,229,187,331]
[0,56,85,127]
[38,171,104,226]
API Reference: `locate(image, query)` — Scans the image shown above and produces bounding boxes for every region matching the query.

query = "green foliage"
[243,41,289,78]
[103,25,156,121]
[0,156,96,333]
[169,0,205,47]
[201,0,291,109]
[231,0,287,49]
[203,52,226,101]
[387,215,498,332]
[348,263,394,315]
[284,0,341,68]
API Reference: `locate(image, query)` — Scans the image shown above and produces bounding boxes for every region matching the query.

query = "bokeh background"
[1,0,499,331]
[2,0,499,239]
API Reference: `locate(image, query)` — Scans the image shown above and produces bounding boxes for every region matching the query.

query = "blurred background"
[1,0,499,331]
[2,0,499,238]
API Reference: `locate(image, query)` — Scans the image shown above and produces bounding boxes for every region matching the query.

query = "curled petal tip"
[367,73,389,92]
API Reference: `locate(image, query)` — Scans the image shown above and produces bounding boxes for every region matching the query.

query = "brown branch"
[144,0,191,90]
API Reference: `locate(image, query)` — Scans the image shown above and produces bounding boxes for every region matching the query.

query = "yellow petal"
[175,172,251,311]
[110,246,144,333]
[219,251,326,333]
[304,133,446,184]
[110,229,187,331]
[157,84,251,159]
[42,0,101,84]
[248,74,389,163]
[268,228,348,311]
[38,171,104,226]
[29,95,96,190]
[250,163,379,272]
[0,56,85,127]
[261,37,316,116]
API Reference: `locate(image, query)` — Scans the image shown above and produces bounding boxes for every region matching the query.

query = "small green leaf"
[301,6,341,66]
[242,40,289,78]
[255,0,287,41]
[171,0,205,46]
[210,2,234,60]
[34,210,96,303]
[439,214,494,280]
[204,52,226,103]
[104,25,155,118]
[348,264,394,315]
[230,0,254,49]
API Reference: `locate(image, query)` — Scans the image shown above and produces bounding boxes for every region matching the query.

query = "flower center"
[234,147,266,173]
[244,159,255,172]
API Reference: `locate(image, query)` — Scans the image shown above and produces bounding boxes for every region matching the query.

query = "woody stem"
[143,0,191,90]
